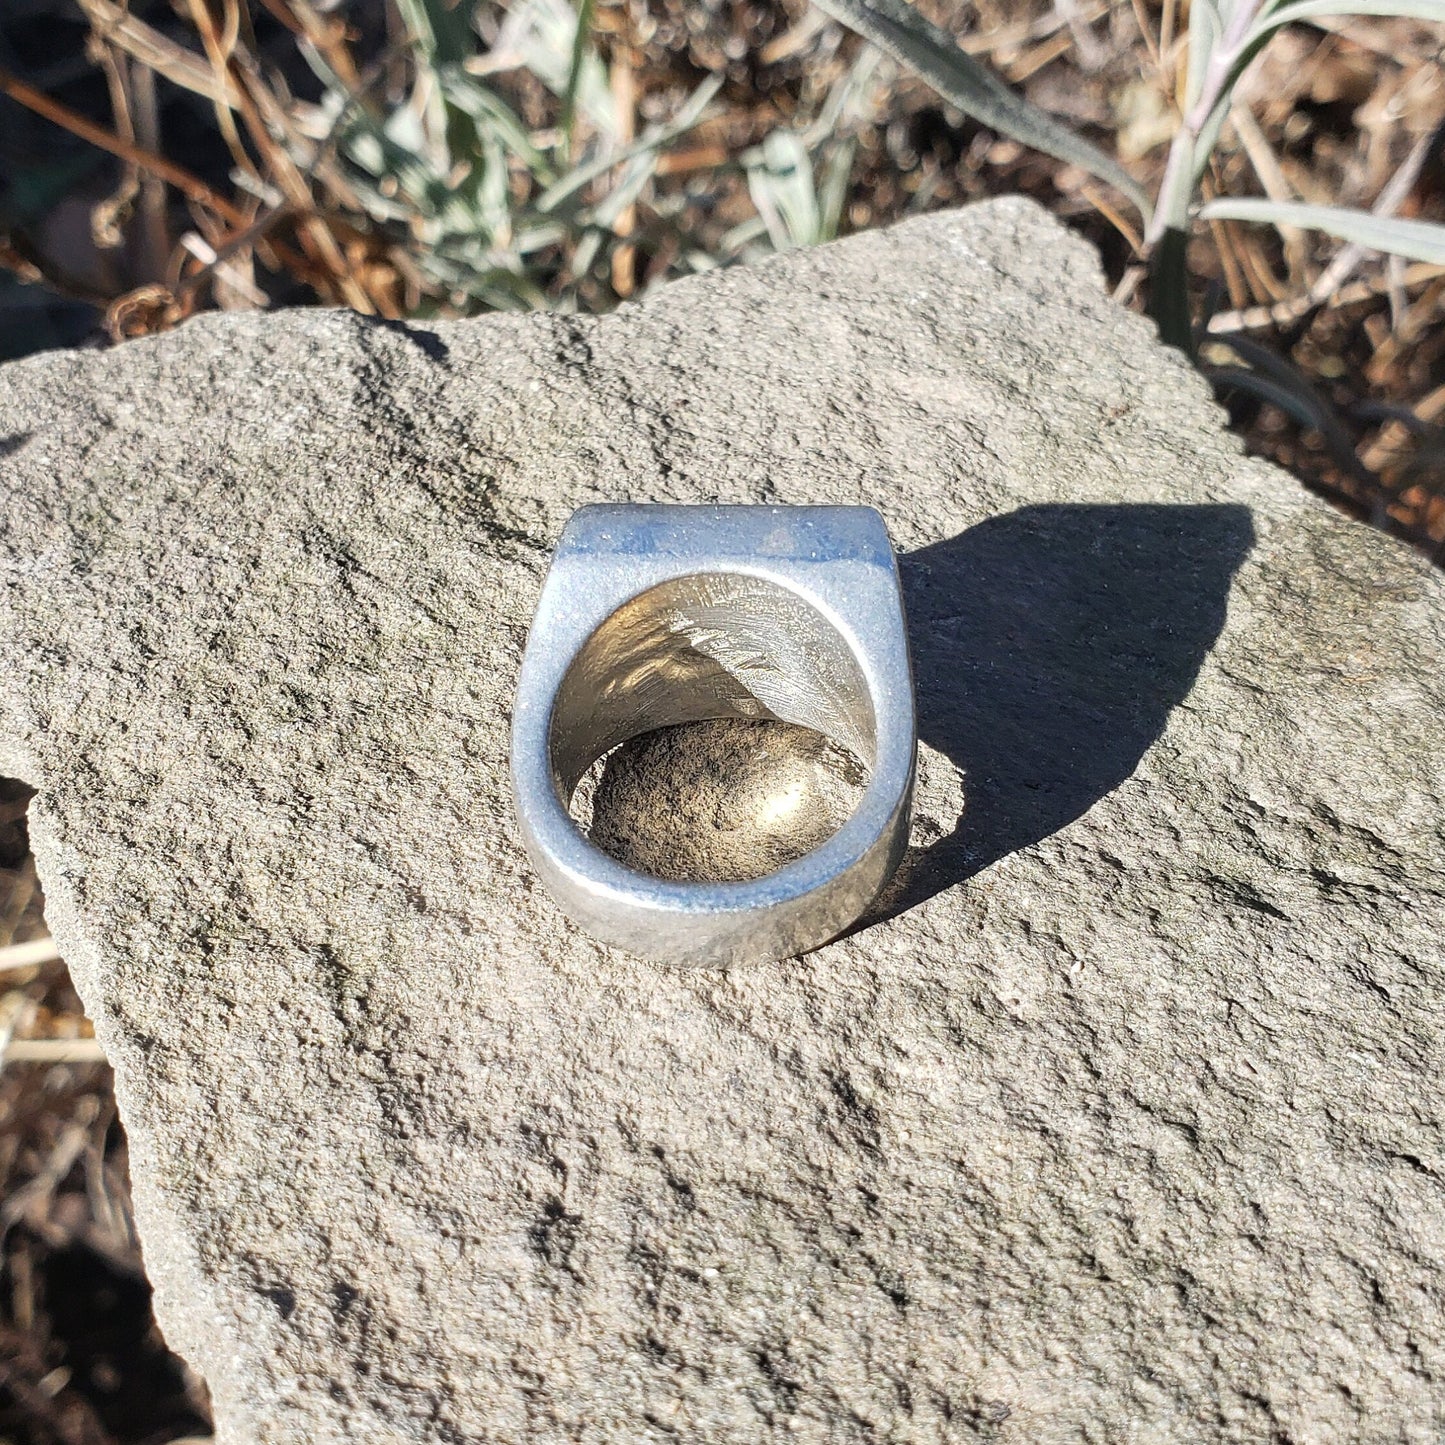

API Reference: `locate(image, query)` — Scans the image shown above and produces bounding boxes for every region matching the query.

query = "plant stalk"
[1144,0,1266,249]
[559,0,597,166]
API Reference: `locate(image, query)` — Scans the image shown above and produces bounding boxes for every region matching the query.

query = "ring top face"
[510,505,916,968]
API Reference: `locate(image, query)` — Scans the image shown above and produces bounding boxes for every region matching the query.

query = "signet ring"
[510,504,916,968]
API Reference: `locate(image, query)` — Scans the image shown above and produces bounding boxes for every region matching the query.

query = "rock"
[1,196,1443,1444]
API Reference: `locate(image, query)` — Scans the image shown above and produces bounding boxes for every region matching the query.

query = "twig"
[106,283,184,341]
[1206,261,1445,333]
[1385,252,1408,333]
[1051,0,1108,71]
[1201,172,1253,309]
[183,0,263,184]
[759,10,830,64]
[0,64,247,227]
[178,234,268,306]
[224,50,376,312]
[4,1039,108,1066]
[959,2,1109,58]
[88,36,142,250]
[0,1100,99,1235]
[1229,102,1307,278]
[0,989,35,1062]
[655,144,730,177]
[0,939,60,972]
[1361,380,1445,475]
[1005,31,1074,83]
[1127,0,1161,72]
[130,58,171,281]
[1159,0,1177,67]
[85,0,376,312]
[1080,182,1143,255]
[76,0,238,107]
[1304,130,1433,308]
[175,203,292,299]
[255,0,364,92]
[1301,13,1440,60]
[1206,165,1288,304]
[1364,273,1445,388]
[610,45,637,298]
[0,856,39,941]
[1113,263,1146,306]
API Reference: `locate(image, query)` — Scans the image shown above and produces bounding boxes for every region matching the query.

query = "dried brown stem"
[0,64,248,227]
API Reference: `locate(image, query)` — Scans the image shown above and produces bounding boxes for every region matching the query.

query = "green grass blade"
[818,138,858,242]
[1199,199,1445,264]
[747,132,821,249]
[537,74,723,213]
[559,0,598,162]
[1148,227,1194,355]
[585,152,658,229]
[394,0,475,67]
[808,0,1152,221]
[438,69,555,180]
[1205,346,1374,484]
[488,0,614,135]
[1255,0,1445,27]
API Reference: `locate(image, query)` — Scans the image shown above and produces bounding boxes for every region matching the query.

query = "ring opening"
[549,573,876,882]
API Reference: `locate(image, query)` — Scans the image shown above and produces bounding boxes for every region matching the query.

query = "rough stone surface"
[2,198,1444,1444]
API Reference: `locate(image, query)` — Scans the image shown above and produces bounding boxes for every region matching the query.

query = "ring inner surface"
[548,573,877,812]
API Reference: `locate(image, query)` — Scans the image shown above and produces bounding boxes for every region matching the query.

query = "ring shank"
[510,505,916,968]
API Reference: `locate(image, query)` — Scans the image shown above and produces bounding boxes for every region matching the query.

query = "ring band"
[510,504,916,967]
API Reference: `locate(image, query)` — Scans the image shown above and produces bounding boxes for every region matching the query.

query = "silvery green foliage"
[298,0,897,307]
[810,0,1153,220]
[1198,198,1445,265]
[741,52,885,253]
[808,0,1445,348]
[301,0,723,308]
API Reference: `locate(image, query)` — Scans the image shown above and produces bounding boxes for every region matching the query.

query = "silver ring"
[510,504,916,967]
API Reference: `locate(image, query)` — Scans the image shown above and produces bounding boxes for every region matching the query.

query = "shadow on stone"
[372,316,450,363]
[875,502,1255,919]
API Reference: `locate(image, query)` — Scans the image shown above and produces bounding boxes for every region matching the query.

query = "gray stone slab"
[2,197,1444,1443]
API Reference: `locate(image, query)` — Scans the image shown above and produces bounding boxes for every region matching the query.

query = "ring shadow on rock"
[867,502,1255,923]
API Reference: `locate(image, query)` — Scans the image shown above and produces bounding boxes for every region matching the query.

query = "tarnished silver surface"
[510,504,917,967]
[580,718,870,884]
